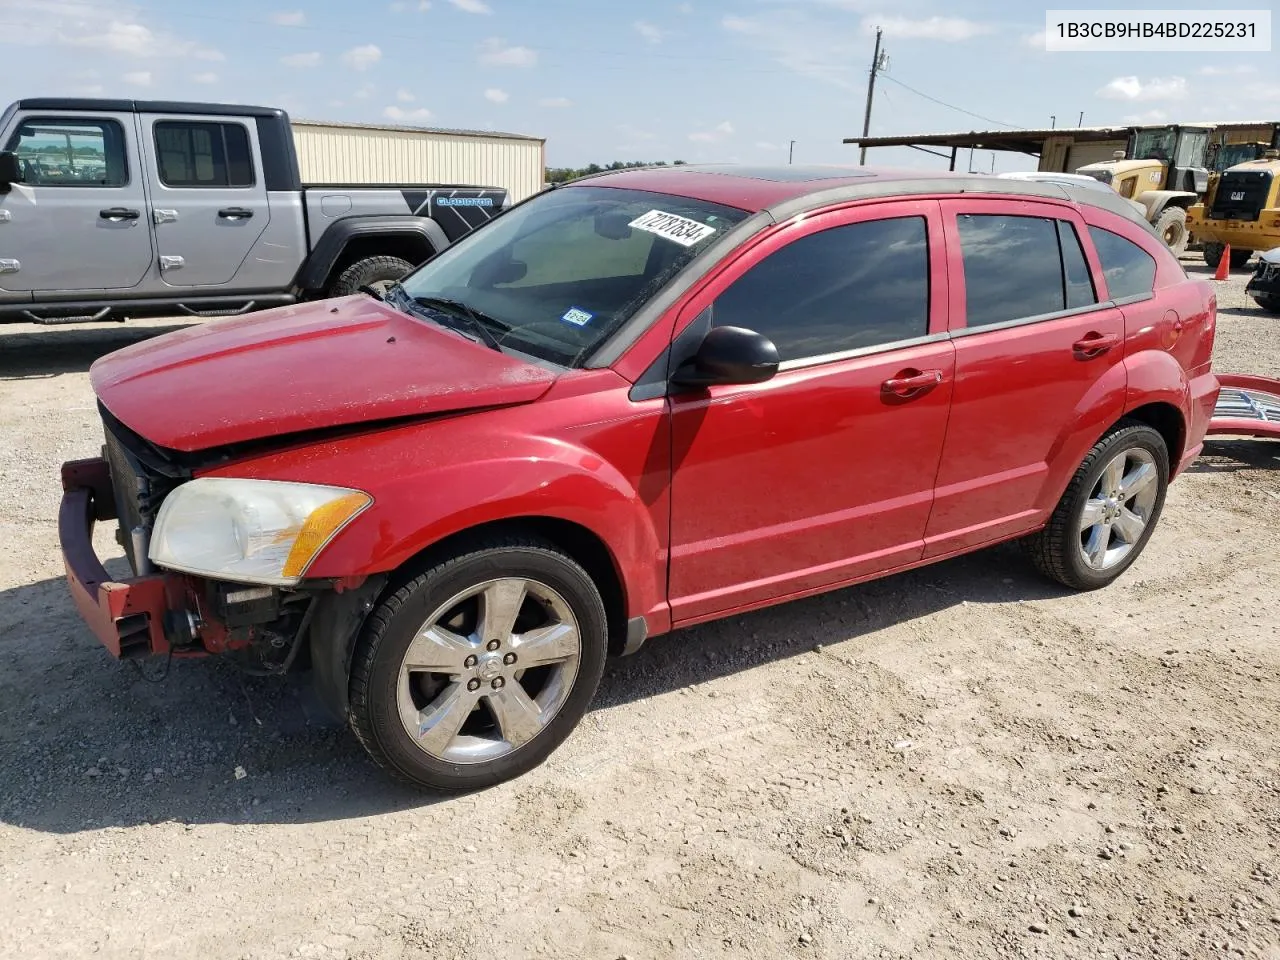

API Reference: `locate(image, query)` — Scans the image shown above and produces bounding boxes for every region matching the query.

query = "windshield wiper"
[383,284,504,352]
[412,296,506,352]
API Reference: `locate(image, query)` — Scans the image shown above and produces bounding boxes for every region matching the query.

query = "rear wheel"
[328,255,414,298]
[347,535,608,791]
[1024,422,1169,590]
[1202,242,1225,269]
[1154,207,1188,257]
[1230,247,1254,270]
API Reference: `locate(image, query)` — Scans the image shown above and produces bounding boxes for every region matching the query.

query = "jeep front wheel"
[347,534,608,791]
[328,255,414,298]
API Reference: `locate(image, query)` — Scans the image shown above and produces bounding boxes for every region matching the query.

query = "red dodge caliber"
[59,166,1219,790]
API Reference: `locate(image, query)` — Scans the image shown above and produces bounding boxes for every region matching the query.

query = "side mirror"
[671,325,780,388]
[0,151,20,191]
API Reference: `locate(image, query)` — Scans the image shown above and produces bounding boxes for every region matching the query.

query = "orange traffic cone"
[1214,244,1232,281]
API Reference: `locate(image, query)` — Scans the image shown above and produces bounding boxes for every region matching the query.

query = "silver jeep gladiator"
[0,98,509,324]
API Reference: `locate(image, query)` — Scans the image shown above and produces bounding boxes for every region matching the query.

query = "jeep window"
[710,217,930,363]
[155,122,254,188]
[397,186,748,367]
[957,215,1093,328]
[4,118,127,187]
[1088,226,1157,301]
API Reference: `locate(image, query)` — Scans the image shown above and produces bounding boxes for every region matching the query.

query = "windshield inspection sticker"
[561,307,594,327]
[628,209,717,247]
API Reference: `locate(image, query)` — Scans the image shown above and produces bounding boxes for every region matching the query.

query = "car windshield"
[396,185,749,367]
[1132,130,1176,162]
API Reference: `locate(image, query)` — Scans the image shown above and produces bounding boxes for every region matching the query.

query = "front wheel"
[1230,248,1254,270]
[347,534,608,791]
[1154,207,1188,257]
[1202,242,1225,269]
[1024,423,1169,590]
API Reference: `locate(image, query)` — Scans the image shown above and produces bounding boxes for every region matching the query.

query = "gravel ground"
[2,260,1279,960]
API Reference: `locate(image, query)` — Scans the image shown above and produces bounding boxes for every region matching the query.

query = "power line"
[878,74,1017,129]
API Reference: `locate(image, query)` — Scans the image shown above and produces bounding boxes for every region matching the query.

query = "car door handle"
[1072,332,1122,358]
[217,207,254,220]
[99,207,140,221]
[881,369,944,398]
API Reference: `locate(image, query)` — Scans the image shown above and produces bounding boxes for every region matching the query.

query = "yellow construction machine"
[1187,125,1280,269]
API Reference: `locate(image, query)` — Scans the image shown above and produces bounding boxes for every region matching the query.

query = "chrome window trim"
[776,331,949,371]
[950,300,1120,339]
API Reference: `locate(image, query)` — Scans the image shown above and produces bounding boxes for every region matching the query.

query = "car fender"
[210,424,667,628]
[1036,358,1129,511]
[1121,348,1192,439]
[296,216,450,292]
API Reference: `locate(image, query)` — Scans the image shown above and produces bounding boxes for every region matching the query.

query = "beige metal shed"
[291,118,546,201]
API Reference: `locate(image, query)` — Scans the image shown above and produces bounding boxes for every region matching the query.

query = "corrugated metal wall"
[291,123,545,201]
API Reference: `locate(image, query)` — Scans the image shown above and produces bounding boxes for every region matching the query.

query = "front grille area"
[1209,170,1273,222]
[99,405,187,575]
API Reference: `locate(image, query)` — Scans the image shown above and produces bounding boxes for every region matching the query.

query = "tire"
[1202,242,1225,269]
[327,255,414,298]
[1153,207,1188,257]
[348,534,608,791]
[1024,422,1169,591]
[1255,296,1280,315]
[1230,248,1253,270]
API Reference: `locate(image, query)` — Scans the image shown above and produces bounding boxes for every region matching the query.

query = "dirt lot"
[2,260,1279,960]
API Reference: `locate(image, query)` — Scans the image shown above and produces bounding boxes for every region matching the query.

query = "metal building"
[291,119,546,201]
[845,120,1280,173]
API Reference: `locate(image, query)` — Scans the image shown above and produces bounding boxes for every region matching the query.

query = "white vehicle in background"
[998,172,1149,216]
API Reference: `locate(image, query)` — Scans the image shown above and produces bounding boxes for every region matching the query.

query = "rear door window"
[154,121,254,188]
[1087,226,1157,301]
[711,216,930,362]
[957,214,1099,328]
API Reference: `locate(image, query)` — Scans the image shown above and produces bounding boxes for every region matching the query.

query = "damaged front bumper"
[58,457,219,659]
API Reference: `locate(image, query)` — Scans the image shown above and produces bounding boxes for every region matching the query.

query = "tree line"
[545,160,688,184]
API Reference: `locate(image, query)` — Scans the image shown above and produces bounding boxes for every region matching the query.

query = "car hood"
[91,296,558,452]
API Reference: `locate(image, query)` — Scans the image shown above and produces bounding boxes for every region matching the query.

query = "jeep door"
[137,113,270,287]
[0,111,153,292]
[923,199,1126,557]
[666,201,956,624]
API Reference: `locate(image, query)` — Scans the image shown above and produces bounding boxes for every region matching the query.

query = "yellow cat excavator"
[1187,124,1280,269]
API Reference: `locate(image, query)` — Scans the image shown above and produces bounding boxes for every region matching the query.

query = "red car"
[60,165,1219,790]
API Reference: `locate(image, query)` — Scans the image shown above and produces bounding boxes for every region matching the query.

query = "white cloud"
[634,21,664,44]
[390,1,408,10]
[722,11,860,88]
[449,0,491,12]
[1096,75,1188,102]
[478,38,537,66]
[341,44,383,70]
[27,8,226,62]
[396,88,416,102]
[271,10,305,26]
[420,0,432,7]
[123,69,151,86]
[1241,82,1280,103]
[618,123,657,141]
[192,71,218,84]
[863,15,993,42]
[1024,30,1046,48]
[384,105,433,122]
[677,2,693,13]
[689,120,733,143]
[73,82,106,96]
[484,87,509,103]
[281,51,321,68]
[1198,64,1257,77]
[538,96,572,108]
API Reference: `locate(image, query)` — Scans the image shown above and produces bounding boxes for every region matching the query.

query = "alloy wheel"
[1078,447,1159,571]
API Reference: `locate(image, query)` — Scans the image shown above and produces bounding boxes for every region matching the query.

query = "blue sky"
[2,0,1277,172]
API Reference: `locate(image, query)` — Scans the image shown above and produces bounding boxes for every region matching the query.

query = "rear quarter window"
[1087,226,1156,301]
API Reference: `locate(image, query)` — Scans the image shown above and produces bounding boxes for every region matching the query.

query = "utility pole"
[1050,115,1056,129]
[859,27,886,166]
[1078,111,1084,127]
[789,140,796,164]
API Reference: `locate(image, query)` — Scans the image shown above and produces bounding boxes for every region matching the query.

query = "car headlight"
[148,478,372,586]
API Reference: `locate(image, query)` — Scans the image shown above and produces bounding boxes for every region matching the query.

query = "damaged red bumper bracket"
[1208,374,1280,440]
[59,457,180,658]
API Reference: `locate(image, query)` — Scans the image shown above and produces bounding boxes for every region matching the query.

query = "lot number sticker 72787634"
[628,210,718,247]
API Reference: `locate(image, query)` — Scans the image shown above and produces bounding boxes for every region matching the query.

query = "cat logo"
[1230,191,1246,201]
